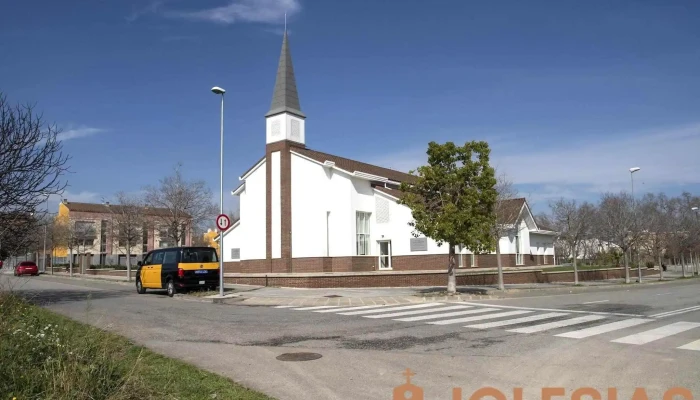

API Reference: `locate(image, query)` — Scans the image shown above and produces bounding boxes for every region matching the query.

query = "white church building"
[221,32,556,284]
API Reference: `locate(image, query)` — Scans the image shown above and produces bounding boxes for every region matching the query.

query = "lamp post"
[212,86,226,297]
[629,167,641,283]
[693,207,699,276]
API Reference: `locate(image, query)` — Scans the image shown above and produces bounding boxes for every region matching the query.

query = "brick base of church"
[224,254,555,274]
[223,267,658,288]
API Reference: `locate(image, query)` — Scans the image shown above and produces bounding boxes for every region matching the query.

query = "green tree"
[399,141,498,294]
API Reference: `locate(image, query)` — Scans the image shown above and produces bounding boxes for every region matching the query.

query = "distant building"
[54,200,193,266]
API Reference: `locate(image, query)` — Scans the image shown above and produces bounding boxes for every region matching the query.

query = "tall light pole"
[212,86,226,297]
[42,194,50,274]
[693,207,699,276]
[629,167,641,283]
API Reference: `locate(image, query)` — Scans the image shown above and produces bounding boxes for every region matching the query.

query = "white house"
[221,32,557,278]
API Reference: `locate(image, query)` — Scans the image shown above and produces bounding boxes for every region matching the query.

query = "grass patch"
[0,293,272,400]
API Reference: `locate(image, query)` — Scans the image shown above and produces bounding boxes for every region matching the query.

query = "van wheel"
[136,279,146,294]
[166,279,176,297]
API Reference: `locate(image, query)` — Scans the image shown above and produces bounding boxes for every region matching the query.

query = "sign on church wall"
[410,237,428,252]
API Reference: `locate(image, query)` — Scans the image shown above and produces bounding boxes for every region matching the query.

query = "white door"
[378,240,392,270]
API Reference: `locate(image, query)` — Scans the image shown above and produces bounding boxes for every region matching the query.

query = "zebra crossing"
[273,302,700,352]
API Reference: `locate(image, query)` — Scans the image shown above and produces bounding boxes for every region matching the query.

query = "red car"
[14,261,39,276]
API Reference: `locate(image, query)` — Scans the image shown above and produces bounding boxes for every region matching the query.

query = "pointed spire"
[265,31,305,119]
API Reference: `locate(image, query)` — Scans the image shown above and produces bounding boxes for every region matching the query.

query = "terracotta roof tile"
[64,202,184,218]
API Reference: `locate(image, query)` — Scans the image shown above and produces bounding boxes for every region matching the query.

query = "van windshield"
[181,248,219,263]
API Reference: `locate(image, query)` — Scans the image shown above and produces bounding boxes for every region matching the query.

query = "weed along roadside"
[0,293,272,400]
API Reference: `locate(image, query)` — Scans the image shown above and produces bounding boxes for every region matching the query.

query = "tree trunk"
[681,253,687,278]
[447,244,456,294]
[69,248,73,277]
[637,250,642,283]
[658,253,663,280]
[572,243,579,285]
[496,242,504,290]
[126,238,132,282]
[623,250,630,284]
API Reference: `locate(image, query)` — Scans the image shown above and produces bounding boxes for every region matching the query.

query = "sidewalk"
[32,269,699,306]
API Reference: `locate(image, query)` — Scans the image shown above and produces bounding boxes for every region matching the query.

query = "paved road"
[3,274,700,400]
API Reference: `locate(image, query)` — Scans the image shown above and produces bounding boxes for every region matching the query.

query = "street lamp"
[211,86,226,297]
[693,207,700,276]
[629,167,641,199]
[628,167,641,283]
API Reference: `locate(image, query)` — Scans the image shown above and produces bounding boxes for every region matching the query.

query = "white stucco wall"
[291,154,332,258]
[271,152,281,259]
[221,222,241,262]
[238,161,267,260]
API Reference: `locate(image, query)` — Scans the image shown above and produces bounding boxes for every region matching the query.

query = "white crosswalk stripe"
[338,303,444,316]
[611,322,700,345]
[394,308,498,322]
[678,339,700,351]
[465,312,567,329]
[313,304,389,313]
[508,315,608,334]
[556,318,651,339]
[364,305,472,319]
[427,310,533,325]
[292,305,342,311]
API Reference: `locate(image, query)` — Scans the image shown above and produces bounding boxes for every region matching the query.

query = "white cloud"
[366,122,700,199]
[57,127,104,142]
[126,0,164,23]
[165,0,300,24]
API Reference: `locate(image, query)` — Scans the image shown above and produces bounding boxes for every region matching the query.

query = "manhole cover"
[276,352,323,362]
[324,295,342,298]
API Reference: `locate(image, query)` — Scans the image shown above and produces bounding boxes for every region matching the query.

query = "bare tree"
[595,192,643,284]
[549,198,596,284]
[490,173,521,291]
[144,163,217,246]
[0,94,69,243]
[111,192,146,281]
[70,221,96,273]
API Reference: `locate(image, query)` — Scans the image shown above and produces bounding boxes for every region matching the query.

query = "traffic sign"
[216,214,231,231]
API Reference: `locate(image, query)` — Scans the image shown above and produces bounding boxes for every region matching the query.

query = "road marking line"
[678,339,700,351]
[465,312,568,329]
[291,305,342,311]
[394,308,498,322]
[650,306,700,318]
[556,318,651,339]
[611,322,700,345]
[460,302,642,317]
[656,293,673,296]
[364,305,472,319]
[313,304,388,313]
[338,303,444,315]
[583,300,609,304]
[274,305,297,308]
[508,315,608,334]
[427,310,533,325]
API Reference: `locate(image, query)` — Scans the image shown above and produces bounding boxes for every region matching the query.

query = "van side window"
[153,251,165,264]
[143,253,153,265]
[163,250,178,264]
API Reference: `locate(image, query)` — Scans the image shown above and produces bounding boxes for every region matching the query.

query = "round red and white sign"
[216,214,231,231]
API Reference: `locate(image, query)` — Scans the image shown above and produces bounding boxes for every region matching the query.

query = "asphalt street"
[2,273,700,400]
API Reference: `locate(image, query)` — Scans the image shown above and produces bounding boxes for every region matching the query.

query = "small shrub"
[646,261,655,269]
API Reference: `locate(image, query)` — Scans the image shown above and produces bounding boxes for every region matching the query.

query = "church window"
[356,212,371,256]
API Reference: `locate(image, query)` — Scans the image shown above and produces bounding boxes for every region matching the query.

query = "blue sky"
[2,0,699,216]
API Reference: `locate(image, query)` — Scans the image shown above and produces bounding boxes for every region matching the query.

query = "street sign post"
[216,214,231,231]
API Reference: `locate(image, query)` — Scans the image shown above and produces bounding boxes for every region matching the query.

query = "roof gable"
[294,148,415,183]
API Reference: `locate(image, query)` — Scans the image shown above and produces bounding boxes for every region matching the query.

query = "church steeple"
[265,30,306,146]
[265,31,305,119]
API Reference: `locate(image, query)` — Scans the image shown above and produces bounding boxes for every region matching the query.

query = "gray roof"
[265,31,305,119]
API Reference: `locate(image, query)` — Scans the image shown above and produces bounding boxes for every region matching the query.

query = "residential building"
[219,32,557,284]
[54,200,192,266]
